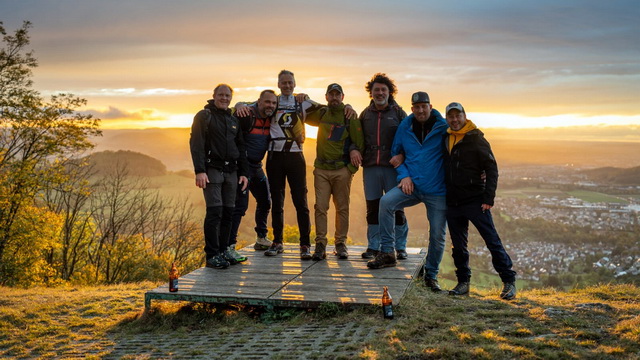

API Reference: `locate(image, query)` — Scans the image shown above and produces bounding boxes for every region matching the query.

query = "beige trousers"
[313,167,353,246]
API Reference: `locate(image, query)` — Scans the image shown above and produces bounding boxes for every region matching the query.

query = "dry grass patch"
[0,281,638,359]
[361,281,640,359]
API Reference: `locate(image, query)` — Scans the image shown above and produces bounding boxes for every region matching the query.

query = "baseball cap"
[326,83,343,94]
[446,102,465,114]
[411,91,430,104]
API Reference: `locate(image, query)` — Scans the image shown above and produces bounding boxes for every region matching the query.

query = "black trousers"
[447,202,516,283]
[266,151,311,246]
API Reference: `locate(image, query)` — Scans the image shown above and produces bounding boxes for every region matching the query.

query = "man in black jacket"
[228,90,277,255]
[358,73,409,263]
[444,102,517,300]
[190,84,249,269]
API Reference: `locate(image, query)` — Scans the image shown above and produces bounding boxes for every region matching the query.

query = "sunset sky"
[2,0,639,131]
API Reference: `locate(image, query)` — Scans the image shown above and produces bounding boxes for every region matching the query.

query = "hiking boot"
[264,242,284,256]
[424,277,443,293]
[206,254,230,269]
[254,236,272,250]
[367,252,396,269]
[300,245,312,260]
[227,245,247,263]
[449,281,470,296]
[396,249,408,260]
[334,243,349,260]
[222,249,239,265]
[361,248,379,259]
[312,242,326,261]
[500,281,517,300]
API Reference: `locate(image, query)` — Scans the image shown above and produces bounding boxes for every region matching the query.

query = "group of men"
[189,71,517,300]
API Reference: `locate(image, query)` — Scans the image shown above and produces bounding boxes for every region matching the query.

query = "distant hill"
[91,127,640,170]
[91,128,191,172]
[581,166,640,185]
[84,150,167,177]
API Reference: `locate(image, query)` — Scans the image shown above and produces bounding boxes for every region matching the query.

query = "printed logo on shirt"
[279,112,299,128]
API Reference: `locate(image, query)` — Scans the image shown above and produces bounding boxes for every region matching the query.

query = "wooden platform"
[145,244,425,310]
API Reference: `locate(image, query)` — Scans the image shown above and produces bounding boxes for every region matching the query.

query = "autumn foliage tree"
[1,21,206,287]
[0,21,101,284]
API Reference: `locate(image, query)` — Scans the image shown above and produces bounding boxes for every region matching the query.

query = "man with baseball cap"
[367,91,448,294]
[444,102,517,300]
[304,83,364,260]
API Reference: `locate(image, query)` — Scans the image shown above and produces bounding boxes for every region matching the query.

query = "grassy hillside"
[1,282,638,359]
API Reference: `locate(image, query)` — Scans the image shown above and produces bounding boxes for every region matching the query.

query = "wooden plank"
[145,244,425,310]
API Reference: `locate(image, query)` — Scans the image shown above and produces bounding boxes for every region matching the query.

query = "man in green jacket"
[305,83,364,260]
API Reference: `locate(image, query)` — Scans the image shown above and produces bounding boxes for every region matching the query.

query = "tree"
[0,21,101,280]
[42,159,96,281]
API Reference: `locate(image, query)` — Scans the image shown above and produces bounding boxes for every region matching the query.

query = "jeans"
[447,202,516,283]
[266,151,311,246]
[363,166,408,251]
[379,187,447,279]
[229,164,271,246]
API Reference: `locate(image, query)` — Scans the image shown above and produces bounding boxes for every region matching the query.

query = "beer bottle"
[169,262,179,292]
[382,286,393,319]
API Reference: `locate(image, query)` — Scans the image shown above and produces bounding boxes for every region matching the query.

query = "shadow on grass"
[113,300,377,336]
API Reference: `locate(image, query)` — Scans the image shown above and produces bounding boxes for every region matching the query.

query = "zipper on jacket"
[376,111,381,165]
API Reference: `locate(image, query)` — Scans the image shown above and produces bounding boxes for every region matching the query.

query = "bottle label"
[383,304,394,319]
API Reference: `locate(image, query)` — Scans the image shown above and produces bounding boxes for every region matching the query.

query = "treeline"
[580,166,640,185]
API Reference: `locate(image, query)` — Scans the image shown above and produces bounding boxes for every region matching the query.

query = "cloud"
[81,106,160,120]
[46,88,207,97]
[3,0,639,124]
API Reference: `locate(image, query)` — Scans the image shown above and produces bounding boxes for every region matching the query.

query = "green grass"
[1,282,638,359]
[568,190,629,204]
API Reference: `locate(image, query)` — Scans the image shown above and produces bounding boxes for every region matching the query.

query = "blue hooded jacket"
[391,109,447,196]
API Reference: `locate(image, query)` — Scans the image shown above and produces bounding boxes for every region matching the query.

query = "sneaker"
[361,248,379,259]
[500,281,517,300]
[254,236,272,250]
[424,277,443,293]
[227,245,247,263]
[334,243,349,260]
[300,245,312,260]
[367,252,396,269]
[396,249,408,260]
[449,281,470,296]
[222,250,239,265]
[312,242,326,261]
[206,255,230,269]
[264,242,284,256]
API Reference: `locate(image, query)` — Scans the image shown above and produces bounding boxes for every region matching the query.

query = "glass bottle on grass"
[169,262,179,292]
[382,286,393,319]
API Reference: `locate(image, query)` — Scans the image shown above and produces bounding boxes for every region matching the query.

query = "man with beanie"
[444,102,517,300]
[367,91,448,295]
[305,83,364,260]
[190,84,249,269]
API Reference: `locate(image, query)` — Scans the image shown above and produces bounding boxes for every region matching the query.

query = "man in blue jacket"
[367,91,448,293]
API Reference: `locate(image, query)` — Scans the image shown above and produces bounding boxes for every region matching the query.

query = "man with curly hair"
[356,73,409,263]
